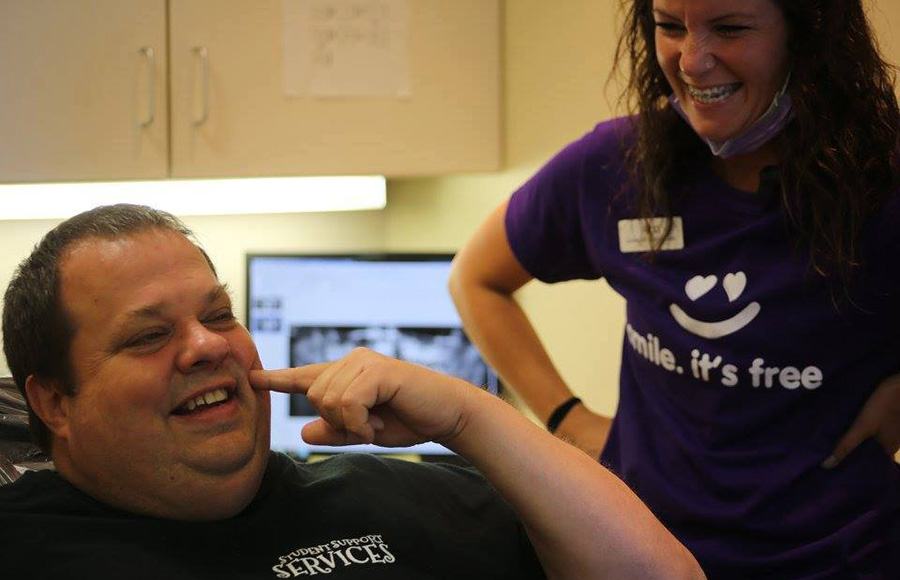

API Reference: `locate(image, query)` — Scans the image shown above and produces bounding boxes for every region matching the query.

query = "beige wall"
[385,0,626,417]
[1,0,898,427]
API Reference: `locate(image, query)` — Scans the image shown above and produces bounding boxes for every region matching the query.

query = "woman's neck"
[711,142,781,193]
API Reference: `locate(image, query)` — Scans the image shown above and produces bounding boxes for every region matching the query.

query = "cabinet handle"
[138,47,155,127]
[192,46,210,126]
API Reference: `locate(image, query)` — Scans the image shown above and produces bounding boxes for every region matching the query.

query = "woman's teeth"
[686,83,740,104]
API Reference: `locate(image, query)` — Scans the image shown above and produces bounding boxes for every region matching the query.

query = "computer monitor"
[246,254,501,459]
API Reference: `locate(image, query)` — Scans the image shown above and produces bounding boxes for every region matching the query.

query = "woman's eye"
[654,21,684,35]
[716,25,749,36]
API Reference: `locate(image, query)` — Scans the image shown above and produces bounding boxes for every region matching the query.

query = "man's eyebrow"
[123,304,165,322]
[208,283,232,305]
[122,284,232,322]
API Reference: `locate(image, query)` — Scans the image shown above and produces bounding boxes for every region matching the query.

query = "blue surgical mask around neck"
[668,73,793,159]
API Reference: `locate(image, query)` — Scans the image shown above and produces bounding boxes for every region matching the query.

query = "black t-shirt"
[0,452,545,579]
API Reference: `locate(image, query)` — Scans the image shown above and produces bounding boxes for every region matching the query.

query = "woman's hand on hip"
[825,372,900,468]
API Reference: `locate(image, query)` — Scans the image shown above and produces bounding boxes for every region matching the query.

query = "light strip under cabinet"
[0,176,387,220]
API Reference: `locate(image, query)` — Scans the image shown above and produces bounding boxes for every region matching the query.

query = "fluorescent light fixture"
[0,176,386,220]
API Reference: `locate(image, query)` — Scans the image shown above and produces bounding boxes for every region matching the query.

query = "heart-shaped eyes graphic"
[723,272,747,302]
[685,275,717,301]
[684,272,747,302]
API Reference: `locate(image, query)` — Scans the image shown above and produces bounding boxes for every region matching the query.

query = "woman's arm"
[449,199,610,456]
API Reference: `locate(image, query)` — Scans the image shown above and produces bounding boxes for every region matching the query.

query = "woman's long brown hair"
[614,0,899,292]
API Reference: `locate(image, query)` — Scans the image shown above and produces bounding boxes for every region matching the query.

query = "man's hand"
[824,372,900,468]
[553,404,612,459]
[249,348,474,448]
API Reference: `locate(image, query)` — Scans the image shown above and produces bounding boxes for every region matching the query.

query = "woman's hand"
[825,372,900,468]
[554,403,613,459]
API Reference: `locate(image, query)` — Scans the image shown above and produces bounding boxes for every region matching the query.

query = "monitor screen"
[246,254,501,459]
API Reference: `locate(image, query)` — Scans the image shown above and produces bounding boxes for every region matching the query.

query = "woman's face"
[652,0,791,144]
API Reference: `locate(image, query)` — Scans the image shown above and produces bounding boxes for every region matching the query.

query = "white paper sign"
[618,217,685,253]
[283,0,410,98]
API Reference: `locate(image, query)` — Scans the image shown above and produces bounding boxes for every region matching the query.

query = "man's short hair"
[2,204,215,453]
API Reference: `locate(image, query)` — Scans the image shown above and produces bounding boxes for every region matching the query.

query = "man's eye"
[127,330,168,348]
[205,311,236,325]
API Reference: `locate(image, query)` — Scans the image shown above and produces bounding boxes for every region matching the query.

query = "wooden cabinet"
[0,0,169,182]
[169,0,500,178]
[0,0,500,183]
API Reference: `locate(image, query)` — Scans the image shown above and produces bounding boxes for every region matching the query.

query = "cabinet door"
[169,0,500,177]
[0,0,168,182]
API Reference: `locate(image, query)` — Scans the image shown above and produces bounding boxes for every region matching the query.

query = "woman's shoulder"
[575,116,638,161]
[535,116,637,184]
[589,115,638,140]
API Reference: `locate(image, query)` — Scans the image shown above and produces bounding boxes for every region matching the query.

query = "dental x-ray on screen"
[246,254,501,459]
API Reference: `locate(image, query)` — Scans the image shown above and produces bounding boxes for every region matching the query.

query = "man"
[0,204,702,579]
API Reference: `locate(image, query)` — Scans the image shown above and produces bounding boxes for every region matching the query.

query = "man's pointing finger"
[248,364,331,393]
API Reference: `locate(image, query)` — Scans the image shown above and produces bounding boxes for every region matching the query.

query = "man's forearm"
[446,388,704,580]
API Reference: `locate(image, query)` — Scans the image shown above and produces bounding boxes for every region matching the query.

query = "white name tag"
[617,217,684,253]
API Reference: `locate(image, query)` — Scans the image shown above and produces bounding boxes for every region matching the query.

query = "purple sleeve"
[505,121,629,283]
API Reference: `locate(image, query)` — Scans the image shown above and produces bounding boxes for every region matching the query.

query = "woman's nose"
[678,32,716,78]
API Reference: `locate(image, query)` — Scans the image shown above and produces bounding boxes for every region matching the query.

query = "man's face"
[52,228,270,520]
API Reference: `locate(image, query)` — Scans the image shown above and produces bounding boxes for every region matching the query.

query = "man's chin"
[175,385,270,475]
[170,440,270,520]
[181,431,268,477]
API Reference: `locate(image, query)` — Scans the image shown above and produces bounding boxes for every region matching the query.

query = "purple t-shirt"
[506,117,900,578]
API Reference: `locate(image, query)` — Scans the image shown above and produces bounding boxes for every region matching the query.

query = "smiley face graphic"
[669,272,761,339]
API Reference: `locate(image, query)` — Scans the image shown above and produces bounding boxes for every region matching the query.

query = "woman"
[449,0,899,577]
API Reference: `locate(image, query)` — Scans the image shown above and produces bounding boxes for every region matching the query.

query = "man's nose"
[176,321,230,373]
[679,32,716,78]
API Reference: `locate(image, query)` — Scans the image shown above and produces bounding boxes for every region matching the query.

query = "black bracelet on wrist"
[546,396,582,433]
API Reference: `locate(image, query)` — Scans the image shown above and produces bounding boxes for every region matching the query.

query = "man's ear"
[24,374,73,441]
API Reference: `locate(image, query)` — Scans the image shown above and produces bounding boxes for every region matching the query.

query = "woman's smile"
[684,81,742,104]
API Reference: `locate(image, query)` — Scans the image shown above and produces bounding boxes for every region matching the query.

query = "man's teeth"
[686,83,739,104]
[183,388,230,412]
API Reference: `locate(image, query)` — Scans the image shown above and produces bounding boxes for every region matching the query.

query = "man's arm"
[250,348,704,579]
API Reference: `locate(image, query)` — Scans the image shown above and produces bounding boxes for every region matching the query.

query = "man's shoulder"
[0,468,83,514]
[264,452,502,519]
[287,453,487,490]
